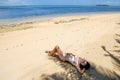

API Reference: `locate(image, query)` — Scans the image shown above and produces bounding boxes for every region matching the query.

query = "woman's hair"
[80,62,90,70]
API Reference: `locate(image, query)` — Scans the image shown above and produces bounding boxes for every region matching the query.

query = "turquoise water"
[0,5,120,24]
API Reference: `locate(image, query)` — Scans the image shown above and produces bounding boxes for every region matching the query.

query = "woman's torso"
[63,53,79,66]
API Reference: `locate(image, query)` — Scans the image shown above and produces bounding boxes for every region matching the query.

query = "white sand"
[0,13,120,80]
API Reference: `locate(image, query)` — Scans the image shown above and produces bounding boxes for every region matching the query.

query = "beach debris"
[54,18,88,24]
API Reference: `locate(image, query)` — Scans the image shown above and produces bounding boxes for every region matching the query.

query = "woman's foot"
[45,50,53,56]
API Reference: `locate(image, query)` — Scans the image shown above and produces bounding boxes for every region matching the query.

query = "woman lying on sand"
[45,45,90,75]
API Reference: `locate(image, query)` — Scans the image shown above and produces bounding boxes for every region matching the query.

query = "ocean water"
[0,5,120,24]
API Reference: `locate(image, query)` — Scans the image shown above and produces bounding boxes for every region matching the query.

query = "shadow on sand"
[40,56,119,80]
[100,34,120,80]
[40,34,120,80]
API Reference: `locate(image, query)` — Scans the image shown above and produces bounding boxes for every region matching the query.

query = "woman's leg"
[55,46,64,59]
[45,45,65,61]
[45,46,57,56]
[45,45,63,56]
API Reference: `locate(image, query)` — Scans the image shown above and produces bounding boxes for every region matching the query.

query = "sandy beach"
[0,13,120,80]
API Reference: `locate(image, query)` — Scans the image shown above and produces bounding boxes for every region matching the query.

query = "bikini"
[71,56,78,63]
[63,53,78,64]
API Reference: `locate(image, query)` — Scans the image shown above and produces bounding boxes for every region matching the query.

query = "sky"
[0,0,120,6]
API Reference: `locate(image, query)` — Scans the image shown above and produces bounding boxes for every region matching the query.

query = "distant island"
[96,5,109,6]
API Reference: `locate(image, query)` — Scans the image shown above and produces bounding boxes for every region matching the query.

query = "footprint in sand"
[21,44,23,46]
[12,44,23,48]
[40,38,48,40]
[5,48,8,50]
[117,23,120,25]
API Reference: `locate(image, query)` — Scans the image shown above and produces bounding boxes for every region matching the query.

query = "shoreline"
[0,12,120,25]
[0,12,120,33]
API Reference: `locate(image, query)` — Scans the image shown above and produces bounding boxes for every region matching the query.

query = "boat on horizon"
[96,5,109,6]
